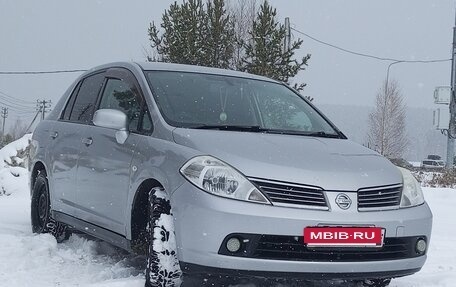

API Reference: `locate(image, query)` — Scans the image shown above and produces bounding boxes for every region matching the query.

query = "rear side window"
[61,82,81,121]
[69,73,105,123]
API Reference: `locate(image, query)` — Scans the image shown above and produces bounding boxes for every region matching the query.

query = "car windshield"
[145,71,341,137]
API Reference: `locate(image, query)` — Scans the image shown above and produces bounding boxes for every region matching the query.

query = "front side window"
[145,71,340,137]
[70,73,105,123]
[99,78,141,131]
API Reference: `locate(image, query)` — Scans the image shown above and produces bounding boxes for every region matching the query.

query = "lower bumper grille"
[255,235,423,261]
[219,234,426,262]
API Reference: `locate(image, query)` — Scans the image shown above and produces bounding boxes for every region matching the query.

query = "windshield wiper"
[259,129,342,138]
[190,124,267,132]
[301,131,342,138]
[187,125,342,138]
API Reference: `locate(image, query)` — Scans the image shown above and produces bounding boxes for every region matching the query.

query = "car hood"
[173,128,402,191]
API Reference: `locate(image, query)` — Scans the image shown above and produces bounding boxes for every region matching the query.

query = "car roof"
[86,61,279,83]
[136,62,279,83]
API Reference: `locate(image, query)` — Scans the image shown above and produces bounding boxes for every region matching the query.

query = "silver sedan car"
[29,62,432,287]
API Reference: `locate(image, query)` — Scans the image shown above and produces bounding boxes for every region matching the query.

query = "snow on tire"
[357,279,391,287]
[146,187,182,287]
[46,216,70,243]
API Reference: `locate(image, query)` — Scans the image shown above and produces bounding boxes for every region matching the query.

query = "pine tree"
[148,0,206,65]
[204,0,235,68]
[148,0,235,69]
[241,1,310,90]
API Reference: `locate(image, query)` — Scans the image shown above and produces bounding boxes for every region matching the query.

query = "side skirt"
[52,211,132,252]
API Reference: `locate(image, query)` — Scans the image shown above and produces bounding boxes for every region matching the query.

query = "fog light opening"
[416,238,427,254]
[226,237,242,253]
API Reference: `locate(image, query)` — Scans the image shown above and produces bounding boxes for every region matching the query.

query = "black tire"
[31,172,70,242]
[145,187,182,287]
[358,278,392,287]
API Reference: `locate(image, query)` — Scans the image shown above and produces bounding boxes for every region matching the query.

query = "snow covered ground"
[1,187,454,286]
[0,138,455,286]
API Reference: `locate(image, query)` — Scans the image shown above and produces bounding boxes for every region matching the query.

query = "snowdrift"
[0,134,32,196]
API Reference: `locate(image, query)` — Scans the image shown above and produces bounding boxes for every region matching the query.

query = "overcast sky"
[0,0,455,129]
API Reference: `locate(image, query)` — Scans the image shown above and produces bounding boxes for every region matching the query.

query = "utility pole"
[25,109,43,133]
[284,17,291,52]
[1,107,8,141]
[446,11,456,168]
[36,100,52,121]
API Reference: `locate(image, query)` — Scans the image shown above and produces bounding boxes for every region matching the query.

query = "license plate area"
[304,226,384,248]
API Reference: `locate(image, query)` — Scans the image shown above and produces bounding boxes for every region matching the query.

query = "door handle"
[50,131,58,139]
[82,137,93,146]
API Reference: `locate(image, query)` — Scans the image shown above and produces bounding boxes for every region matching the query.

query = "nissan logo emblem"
[335,193,352,210]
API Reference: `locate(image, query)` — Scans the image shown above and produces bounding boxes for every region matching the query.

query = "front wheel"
[31,172,70,242]
[145,187,182,287]
[356,278,391,287]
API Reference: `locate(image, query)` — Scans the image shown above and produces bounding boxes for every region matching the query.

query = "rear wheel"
[145,187,182,287]
[31,172,70,242]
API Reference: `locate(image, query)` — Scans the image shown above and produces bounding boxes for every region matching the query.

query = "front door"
[75,68,148,235]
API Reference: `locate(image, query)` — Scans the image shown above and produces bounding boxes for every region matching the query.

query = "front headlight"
[180,156,270,204]
[399,167,425,208]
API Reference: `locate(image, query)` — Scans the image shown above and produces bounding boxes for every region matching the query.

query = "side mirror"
[93,109,129,144]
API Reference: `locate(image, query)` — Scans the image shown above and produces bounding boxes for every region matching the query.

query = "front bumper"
[171,182,432,277]
[180,262,421,280]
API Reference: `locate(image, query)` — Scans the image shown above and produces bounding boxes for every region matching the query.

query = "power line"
[0,97,36,109]
[0,102,36,112]
[291,26,452,63]
[0,99,36,111]
[0,90,36,105]
[0,69,87,75]
[0,90,45,114]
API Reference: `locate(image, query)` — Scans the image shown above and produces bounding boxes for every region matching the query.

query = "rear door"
[49,72,105,215]
[75,68,151,235]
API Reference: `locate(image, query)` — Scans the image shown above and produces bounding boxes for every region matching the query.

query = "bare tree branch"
[367,79,408,158]
[227,0,257,69]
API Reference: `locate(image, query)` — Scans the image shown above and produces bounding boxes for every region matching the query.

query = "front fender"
[125,136,200,239]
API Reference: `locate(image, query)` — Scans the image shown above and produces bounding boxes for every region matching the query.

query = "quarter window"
[140,109,153,133]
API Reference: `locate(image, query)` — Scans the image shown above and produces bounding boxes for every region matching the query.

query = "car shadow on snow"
[181,275,359,287]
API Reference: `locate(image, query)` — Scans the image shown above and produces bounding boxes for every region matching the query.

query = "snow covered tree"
[148,0,235,69]
[240,1,310,90]
[367,79,408,158]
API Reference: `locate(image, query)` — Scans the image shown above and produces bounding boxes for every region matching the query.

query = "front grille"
[253,235,423,262]
[249,178,328,210]
[358,184,403,211]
